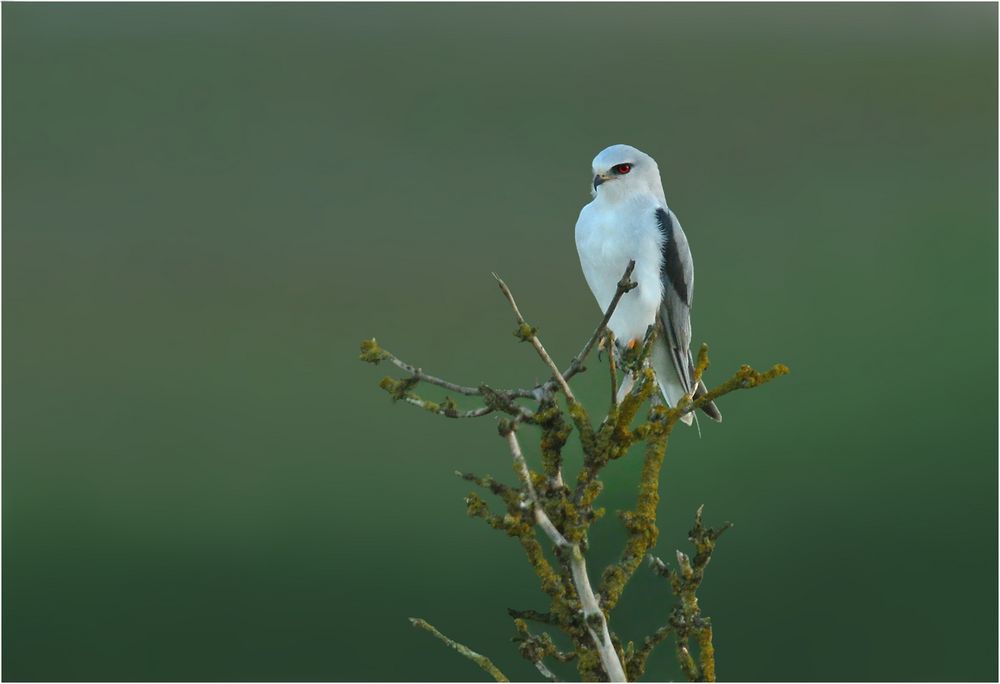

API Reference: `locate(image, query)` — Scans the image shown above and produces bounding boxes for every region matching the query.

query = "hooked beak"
[593,173,610,190]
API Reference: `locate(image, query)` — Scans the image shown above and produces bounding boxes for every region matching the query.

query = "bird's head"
[590,144,663,202]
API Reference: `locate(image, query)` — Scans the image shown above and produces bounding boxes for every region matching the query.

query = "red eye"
[614,163,632,175]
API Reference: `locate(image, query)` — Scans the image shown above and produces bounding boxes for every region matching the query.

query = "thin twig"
[361,339,482,396]
[627,624,673,680]
[503,262,636,400]
[401,396,495,418]
[409,617,510,682]
[493,274,577,403]
[512,619,566,682]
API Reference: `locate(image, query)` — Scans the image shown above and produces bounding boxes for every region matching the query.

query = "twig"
[409,617,510,682]
[676,362,789,420]
[512,620,565,682]
[503,262,636,400]
[401,396,495,418]
[493,274,577,403]
[360,339,482,396]
[626,624,673,680]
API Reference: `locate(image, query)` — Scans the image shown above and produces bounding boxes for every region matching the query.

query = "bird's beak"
[593,173,609,190]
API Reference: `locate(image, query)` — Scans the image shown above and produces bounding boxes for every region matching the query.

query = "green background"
[3,3,997,681]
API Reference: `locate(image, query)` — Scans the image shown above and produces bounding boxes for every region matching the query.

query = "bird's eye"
[613,163,632,175]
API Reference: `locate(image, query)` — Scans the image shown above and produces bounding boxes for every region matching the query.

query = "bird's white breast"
[575,196,664,345]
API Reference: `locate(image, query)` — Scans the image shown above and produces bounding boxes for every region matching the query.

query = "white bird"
[574,144,722,426]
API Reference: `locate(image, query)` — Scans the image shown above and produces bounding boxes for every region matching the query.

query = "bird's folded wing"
[654,208,694,395]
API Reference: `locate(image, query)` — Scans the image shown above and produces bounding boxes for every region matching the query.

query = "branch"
[500,423,627,683]
[502,262,636,400]
[513,619,565,682]
[401,395,494,419]
[567,544,628,682]
[648,506,732,682]
[502,423,569,549]
[626,625,673,681]
[493,274,577,403]
[676,362,789,420]
[361,339,482,396]
[409,617,510,682]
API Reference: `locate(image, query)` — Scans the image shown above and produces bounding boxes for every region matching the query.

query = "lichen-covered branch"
[646,506,732,682]
[513,619,571,682]
[361,265,787,682]
[409,617,510,682]
[502,422,627,682]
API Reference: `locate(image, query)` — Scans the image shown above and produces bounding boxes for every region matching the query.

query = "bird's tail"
[692,375,723,422]
[650,340,694,426]
[615,339,723,429]
[650,338,723,427]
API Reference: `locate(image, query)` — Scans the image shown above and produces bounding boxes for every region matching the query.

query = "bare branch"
[409,617,510,682]
[360,338,482,396]
[502,262,636,401]
[493,274,577,403]
[401,396,495,418]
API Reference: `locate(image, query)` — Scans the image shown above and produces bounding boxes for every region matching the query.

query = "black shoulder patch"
[655,208,689,304]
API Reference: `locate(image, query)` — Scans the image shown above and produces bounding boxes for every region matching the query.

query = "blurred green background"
[3,3,996,681]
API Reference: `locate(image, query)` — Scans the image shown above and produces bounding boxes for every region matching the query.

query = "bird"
[574,144,722,426]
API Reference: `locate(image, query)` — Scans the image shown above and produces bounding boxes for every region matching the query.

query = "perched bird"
[574,144,722,426]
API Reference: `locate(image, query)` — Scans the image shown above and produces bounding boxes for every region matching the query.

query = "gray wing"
[654,208,694,393]
[654,208,722,421]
